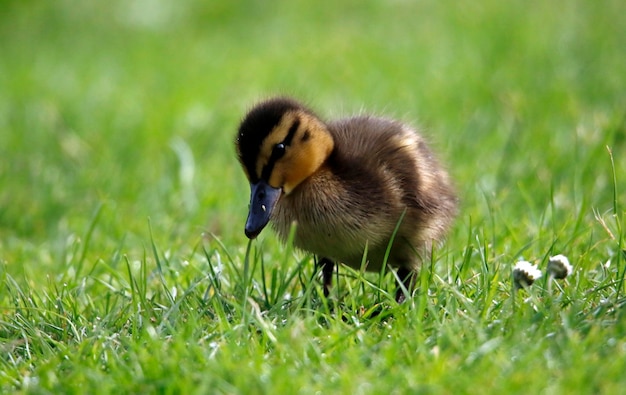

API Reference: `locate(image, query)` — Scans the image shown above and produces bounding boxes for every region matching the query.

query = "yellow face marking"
[254,111,300,179]
[255,111,334,193]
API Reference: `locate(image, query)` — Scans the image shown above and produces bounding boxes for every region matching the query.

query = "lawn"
[1,0,625,393]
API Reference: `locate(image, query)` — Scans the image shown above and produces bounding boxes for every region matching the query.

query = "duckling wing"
[329,116,457,242]
[328,117,424,208]
[334,116,455,206]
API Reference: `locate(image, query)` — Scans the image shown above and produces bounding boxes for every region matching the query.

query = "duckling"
[235,97,457,302]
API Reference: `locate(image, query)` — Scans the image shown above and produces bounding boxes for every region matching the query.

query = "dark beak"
[244,180,282,239]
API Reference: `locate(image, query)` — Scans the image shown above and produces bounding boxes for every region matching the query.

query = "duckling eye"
[272,143,286,158]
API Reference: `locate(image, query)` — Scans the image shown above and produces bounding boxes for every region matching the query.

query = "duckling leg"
[318,257,335,297]
[395,268,415,303]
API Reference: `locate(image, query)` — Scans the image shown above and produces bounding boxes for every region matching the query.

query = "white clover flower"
[513,260,542,289]
[547,254,572,280]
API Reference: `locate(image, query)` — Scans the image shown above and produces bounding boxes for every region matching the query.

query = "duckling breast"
[271,167,400,268]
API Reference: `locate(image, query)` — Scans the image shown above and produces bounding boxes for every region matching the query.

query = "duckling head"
[236,98,334,239]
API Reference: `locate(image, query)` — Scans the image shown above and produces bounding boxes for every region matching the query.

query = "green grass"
[1,0,626,393]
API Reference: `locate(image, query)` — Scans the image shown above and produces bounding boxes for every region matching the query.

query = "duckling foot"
[395,268,415,303]
[318,257,335,297]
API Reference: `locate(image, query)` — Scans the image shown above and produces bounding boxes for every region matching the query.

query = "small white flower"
[513,261,542,289]
[547,254,572,280]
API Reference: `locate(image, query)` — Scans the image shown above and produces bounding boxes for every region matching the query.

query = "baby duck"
[236,97,457,302]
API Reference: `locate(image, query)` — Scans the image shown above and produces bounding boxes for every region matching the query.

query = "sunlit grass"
[1,0,625,393]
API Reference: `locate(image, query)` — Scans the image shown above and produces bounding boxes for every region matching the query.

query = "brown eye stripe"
[261,146,282,180]
[282,119,300,146]
[260,119,300,180]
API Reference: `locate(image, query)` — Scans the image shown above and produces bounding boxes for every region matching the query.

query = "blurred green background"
[1,1,626,393]
[1,0,625,277]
